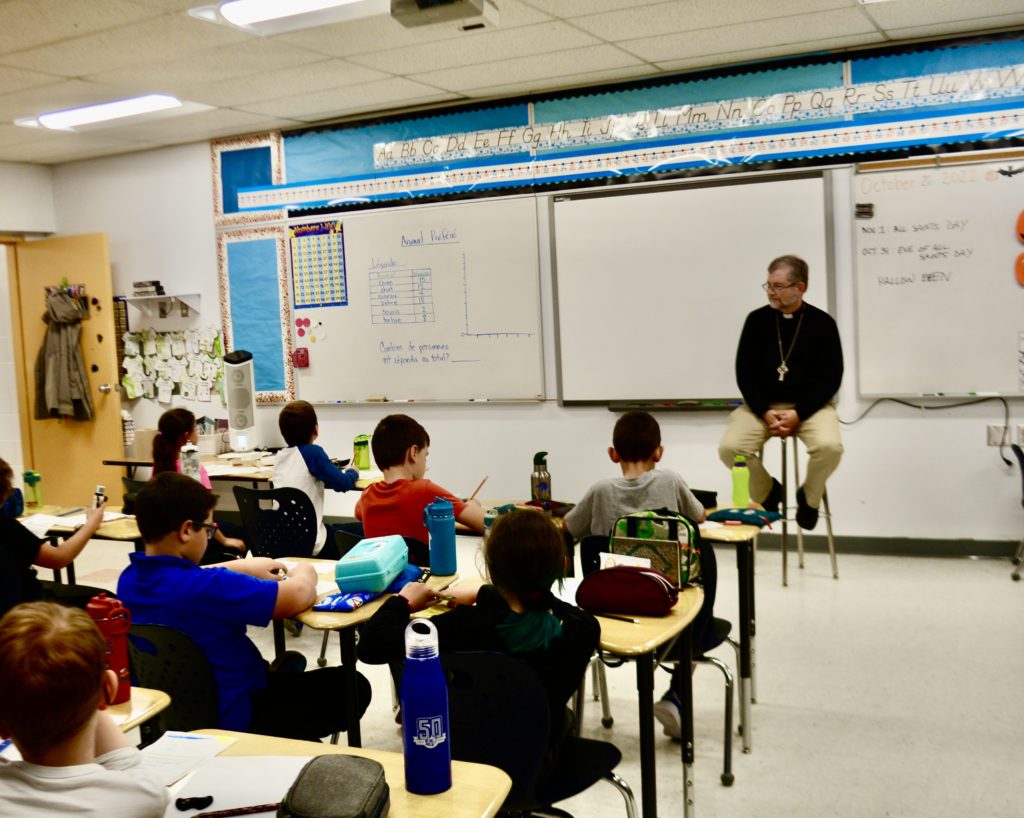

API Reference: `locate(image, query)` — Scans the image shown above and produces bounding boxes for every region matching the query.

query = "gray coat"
[33,291,94,421]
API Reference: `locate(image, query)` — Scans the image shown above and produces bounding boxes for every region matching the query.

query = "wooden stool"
[779,436,838,586]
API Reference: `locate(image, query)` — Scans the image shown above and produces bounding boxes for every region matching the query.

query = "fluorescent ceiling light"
[13,94,214,132]
[189,0,390,34]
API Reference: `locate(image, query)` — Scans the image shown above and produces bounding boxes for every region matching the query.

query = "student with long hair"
[152,408,245,560]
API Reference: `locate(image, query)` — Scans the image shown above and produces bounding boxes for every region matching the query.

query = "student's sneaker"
[269,650,307,674]
[653,690,682,741]
[283,618,304,636]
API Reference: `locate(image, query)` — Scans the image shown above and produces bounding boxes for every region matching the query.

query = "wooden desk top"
[700,522,761,543]
[292,558,456,630]
[109,686,170,732]
[595,585,703,656]
[103,456,382,489]
[24,505,141,541]
[194,729,511,818]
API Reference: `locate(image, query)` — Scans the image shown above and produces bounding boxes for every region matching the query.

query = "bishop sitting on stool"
[718,254,843,530]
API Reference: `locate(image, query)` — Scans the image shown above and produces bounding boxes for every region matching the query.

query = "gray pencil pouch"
[278,755,389,818]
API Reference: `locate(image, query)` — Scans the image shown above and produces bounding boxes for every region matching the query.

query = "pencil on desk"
[468,476,488,502]
[596,612,639,624]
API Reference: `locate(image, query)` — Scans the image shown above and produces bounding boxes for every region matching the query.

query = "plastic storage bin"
[335,535,408,593]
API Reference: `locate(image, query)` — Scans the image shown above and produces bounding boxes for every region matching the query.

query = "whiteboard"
[854,160,1024,396]
[291,196,544,402]
[552,174,831,402]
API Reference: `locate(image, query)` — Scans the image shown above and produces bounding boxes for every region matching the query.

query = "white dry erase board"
[552,173,832,403]
[291,196,544,402]
[854,159,1024,396]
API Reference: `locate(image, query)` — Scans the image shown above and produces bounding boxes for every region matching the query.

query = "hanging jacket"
[33,290,94,421]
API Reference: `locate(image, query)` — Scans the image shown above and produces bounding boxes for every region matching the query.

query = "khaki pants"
[718,403,842,508]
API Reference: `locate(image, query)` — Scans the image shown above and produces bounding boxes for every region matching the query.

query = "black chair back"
[233,486,318,558]
[127,623,218,737]
[443,652,550,811]
[1013,444,1024,511]
[121,476,148,515]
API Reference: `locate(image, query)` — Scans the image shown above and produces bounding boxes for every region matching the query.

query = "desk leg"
[338,629,362,748]
[736,540,754,754]
[636,653,657,818]
[272,621,285,659]
[678,625,695,818]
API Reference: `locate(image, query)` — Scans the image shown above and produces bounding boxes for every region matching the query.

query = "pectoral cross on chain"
[777,363,788,382]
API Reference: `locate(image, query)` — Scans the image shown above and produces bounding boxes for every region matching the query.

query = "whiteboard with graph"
[289,196,544,402]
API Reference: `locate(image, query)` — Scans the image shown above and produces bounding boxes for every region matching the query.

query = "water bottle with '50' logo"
[400,619,451,795]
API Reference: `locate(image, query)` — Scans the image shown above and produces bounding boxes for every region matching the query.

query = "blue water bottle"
[424,497,457,576]
[401,620,452,795]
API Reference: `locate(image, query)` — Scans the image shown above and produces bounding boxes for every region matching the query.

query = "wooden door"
[9,233,124,507]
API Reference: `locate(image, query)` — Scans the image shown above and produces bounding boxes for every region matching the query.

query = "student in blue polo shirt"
[116,472,370,740]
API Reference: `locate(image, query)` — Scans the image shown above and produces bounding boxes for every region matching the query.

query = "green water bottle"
[731,455,750,509]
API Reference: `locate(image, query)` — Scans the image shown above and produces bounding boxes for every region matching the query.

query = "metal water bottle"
[181,444,200,481]
[531,451,551,505]
[85,593,132,704]
[423,497,457,576]
[400,620,451,795]
[731,454,750,509]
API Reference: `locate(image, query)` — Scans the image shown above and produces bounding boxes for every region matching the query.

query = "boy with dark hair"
[272,400,360,559]
[565,411,705,544]
[0,602,168,816]
[117,472,370,741]
[564,411,706,741]
[355,414,484,555]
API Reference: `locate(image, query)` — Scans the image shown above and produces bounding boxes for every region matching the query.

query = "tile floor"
[69,537,1023,818]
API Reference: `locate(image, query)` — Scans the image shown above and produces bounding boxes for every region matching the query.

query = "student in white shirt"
[0,602,168,817]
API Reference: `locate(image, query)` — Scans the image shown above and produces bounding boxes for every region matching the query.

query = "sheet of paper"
[553,577,581,605]
[598,551,651,570]
[165,756,311,817]
[19,514,63,538]
[141,731,236,786]
[58,511,129,527]
[699,520,724,530]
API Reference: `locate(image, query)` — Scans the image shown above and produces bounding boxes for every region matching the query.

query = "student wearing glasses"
[718,255,843,529]
[116,472,371,741]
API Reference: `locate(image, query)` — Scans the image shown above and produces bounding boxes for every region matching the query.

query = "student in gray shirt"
[565,411,706,545]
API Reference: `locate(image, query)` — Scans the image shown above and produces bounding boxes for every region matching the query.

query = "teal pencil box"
[335,535,408,593]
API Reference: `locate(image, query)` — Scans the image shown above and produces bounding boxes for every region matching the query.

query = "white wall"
[0,251,24,487]
[52,144,1022,542]
[0,161,54,234]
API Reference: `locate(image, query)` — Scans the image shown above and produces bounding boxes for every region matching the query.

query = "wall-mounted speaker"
[224,350,259,451]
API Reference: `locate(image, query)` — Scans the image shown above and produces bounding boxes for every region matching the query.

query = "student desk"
[102,457,381,490]
[21,505,143,582]
[291,558,456,749]
[109,686,171,732]
[193,729,512,818]
[700,521,759,754]
[597,586,703,818]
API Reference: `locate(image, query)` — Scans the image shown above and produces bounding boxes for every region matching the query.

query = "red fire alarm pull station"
[292,348,309,368]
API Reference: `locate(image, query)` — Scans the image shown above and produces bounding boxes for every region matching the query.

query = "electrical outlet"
[987,424,1008,446]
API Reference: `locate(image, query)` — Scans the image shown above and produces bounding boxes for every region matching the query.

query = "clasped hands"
[762,409,800,438]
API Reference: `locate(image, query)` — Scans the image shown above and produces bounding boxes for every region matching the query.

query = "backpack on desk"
[610,508,701,587]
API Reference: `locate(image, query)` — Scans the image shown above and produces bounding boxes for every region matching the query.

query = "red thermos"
[86,593,132,705]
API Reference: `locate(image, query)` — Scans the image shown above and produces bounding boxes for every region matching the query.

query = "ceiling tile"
[86,38,325,91]
[524,0,666,16]
[0,132,159,164]
[0,12,251,77]
[96,107,277,142]
[653,33,888,75]
[861,0,1024,30]
[462,63,658,99]
[235,77,459,120]
[414,43,646,93]
[178,59,391,108]
[0,0,165,56]
[0,65,64,96]
[619,7,878,63]
[0,79,149,122]
[886,16,1024,41]
[349,21,602,74]
[572,0,856,42]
